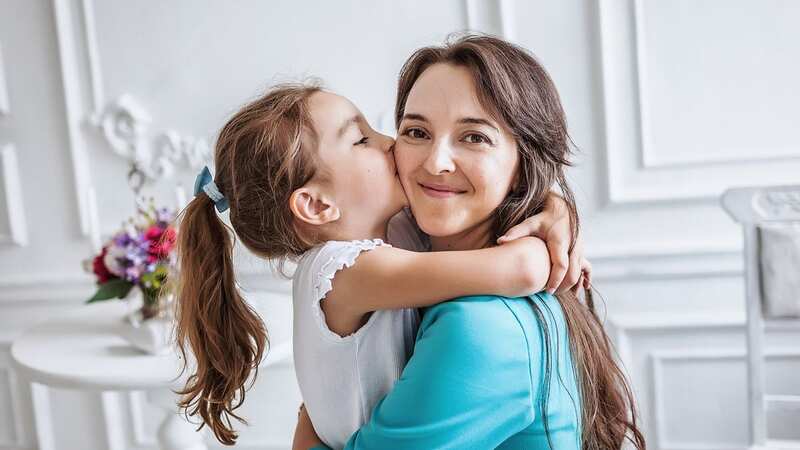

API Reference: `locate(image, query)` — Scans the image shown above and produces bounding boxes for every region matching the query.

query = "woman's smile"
[418,181,467,198]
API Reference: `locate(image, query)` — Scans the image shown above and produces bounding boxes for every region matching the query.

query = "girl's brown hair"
[172,83,321,445]
[396,34,646,450]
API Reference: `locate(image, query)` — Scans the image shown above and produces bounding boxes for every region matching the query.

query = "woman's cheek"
[394,148,418,192]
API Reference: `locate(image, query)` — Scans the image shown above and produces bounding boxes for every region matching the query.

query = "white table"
[10,301,207,450]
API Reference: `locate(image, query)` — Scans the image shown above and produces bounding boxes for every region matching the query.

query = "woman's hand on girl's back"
[496,192,591,294]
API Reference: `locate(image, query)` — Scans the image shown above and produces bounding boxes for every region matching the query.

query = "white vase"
[118,289,175,355]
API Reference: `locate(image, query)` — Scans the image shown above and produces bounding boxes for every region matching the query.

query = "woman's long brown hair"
[172,83,321,445]
[396,34,646,450]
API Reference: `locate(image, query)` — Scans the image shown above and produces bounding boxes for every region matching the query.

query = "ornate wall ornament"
[90,93,211,182]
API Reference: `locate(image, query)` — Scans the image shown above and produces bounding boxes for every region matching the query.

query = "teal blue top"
[311,292,581,450]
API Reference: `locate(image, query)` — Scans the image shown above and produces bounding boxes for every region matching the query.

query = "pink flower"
[147,226,176,259]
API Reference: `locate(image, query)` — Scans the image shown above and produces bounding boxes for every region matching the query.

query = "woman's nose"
[423,139,455,175]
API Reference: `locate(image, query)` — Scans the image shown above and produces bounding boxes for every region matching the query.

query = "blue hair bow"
[193,166,230,213]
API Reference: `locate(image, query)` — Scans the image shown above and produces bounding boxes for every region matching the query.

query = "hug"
[176,34,645,449]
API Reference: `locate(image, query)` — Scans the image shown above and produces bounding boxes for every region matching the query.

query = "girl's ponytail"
[173,192,267,445]
[171,83,321,446]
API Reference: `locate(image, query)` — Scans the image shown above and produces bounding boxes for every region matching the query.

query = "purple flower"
[114,232,133,247]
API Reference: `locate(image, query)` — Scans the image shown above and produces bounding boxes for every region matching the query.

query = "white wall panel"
[639,0,800,168]
[597,0,800,205]
[1,0,798,449]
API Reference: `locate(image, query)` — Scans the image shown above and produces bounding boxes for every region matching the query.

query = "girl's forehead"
[308,91,361,135]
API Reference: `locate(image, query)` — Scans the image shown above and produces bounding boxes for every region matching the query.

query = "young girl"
[173,83,570,447]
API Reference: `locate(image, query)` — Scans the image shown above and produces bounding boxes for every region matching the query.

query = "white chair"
[721,185,800,449]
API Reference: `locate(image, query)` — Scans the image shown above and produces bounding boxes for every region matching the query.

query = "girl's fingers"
[545,239,569,294]
[581,258,592,289]
[497,219,539,243]
[571,273,584,296]
[557,242,583,294]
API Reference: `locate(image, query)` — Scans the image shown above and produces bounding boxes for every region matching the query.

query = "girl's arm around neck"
[321,237,550,335]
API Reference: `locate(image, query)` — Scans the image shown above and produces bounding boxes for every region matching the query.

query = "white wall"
[0,1,798,449]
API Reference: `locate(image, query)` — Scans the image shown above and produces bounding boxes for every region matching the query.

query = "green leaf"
[86,278,134,303]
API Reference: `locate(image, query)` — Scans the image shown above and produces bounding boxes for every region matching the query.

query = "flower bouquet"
[84,200,178,323]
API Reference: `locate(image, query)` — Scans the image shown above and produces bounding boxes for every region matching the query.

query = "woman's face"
[395,63,519,241]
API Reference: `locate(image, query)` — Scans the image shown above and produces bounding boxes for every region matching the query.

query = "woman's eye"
[463,133,491,145]
[355,136,369,145]
[402,128,428,139]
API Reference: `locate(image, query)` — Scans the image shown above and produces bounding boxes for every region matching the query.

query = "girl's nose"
[376,132,395,153]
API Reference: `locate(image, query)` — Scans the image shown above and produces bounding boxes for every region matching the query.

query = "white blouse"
[291,210,426,449]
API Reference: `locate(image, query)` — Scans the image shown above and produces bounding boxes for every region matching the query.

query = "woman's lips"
[419,182,466,199]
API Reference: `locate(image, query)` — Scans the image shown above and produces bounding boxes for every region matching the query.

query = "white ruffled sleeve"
[304,239,390,339]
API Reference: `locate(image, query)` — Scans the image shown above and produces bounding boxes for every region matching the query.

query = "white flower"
[103,244,127,277]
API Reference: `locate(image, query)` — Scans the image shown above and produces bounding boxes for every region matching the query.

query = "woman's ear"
[289,185,341,226]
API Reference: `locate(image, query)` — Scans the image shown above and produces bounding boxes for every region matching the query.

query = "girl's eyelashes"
[354,136,369,146]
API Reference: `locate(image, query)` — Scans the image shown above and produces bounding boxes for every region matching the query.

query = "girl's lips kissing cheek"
[419,182,466,199]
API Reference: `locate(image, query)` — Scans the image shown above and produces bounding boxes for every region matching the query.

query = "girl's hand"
[292,404,324,450]
[496,192,591,294]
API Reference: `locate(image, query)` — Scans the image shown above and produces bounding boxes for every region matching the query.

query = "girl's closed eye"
[355,136,369,145]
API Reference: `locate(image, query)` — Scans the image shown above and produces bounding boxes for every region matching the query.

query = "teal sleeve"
[339,296,536,450]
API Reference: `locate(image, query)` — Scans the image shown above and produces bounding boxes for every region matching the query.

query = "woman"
[295,35,645,449]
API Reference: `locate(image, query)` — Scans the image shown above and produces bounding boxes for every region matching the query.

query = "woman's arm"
[307,297,536,449]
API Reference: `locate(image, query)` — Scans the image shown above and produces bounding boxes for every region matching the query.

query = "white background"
[0,1,798,449]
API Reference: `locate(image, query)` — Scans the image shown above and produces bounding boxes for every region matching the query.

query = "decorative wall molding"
[596,0,800,205]
[52,0,98,236]
[608,310,800,449]
[0,268,291,306]
[589,246,742,282]
[52,0,210,237]
[0,41,9,116]
[650,348,800,450]
[631,0,800,170]
[0,145,28,247]
[90,94,211,182]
